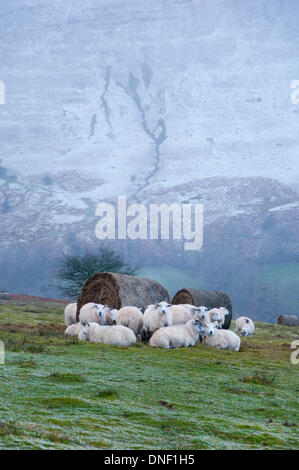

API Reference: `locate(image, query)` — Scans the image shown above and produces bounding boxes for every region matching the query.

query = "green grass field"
[0,300,298,450]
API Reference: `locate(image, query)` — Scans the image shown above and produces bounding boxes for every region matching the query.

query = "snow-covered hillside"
[0,0,298,262]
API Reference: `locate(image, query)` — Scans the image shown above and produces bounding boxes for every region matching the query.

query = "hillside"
[0,299,298,450]
[1,0,299,257]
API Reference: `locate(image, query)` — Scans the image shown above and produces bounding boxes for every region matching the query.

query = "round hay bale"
[76,272,170,321]
[278,315,299,326]
[172,288,232,329]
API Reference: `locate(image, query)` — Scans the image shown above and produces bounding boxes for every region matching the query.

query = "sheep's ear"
[154,303,159,308]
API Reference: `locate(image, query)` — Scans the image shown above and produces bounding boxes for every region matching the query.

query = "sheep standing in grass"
[78,322,136,346]
[112,306,144,335]
[64,303,77,326]
[149,319,206,349]
[236,316,255,337]
[143,302,171,336]
[65,322,85,337]
[194,306,210,326]
[204,322,241,351]
[79,302,107,325]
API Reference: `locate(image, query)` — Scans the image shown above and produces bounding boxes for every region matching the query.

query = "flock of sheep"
[64,301,255,351]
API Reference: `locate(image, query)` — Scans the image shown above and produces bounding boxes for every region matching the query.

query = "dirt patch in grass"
[0,322,64,336]
[0,421,20,436]
[241,372,276,386]
[4,336,45,353]
[14,358,37,368]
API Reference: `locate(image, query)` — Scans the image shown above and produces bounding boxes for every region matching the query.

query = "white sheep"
[113,306,144,335]
[204,322,241,351]
[143,302,197,337]
[207,307,230,327]
[235,316,255,337]
[175,304,198,316]
[143,302,171,335]
[109,309,119,324]
[78,322,136,346]
[65,322,85,337]
[64,302,77,326]
[79,302,107,325]
[149,319,206,349]
[102,307,118,325]
[167,304,194,324]
[193,306,210,325]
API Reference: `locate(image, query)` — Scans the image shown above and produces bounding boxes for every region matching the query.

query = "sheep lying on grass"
[64,303,77,326]
[112,306,144,335]
[207,307,230,327]
[149,319,206,349]
[236,316,255,337]
[204,322,241,351]
[79,302,107,325]
[65,322,85,337]
[78,322,136,346]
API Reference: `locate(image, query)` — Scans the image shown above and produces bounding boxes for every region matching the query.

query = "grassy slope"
[0,301,298,450]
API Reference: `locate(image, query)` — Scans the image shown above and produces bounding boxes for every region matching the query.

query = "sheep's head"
[155,301,171,315]
[209,308,221,322]
[95,304,107,321]
[109,309,118,324]
[80,322,90,340]
[241,328,249,337]
[192,306,208,317]
[194,306,209,324]
[205,322,220,336]
[219,307,230,316]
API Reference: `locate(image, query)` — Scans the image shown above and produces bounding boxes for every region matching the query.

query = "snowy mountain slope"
[0,0,298,262]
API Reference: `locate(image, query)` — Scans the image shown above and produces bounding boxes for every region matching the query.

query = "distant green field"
[0,300,298,450]
[256,262,299,285]
[138,266,207,299]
